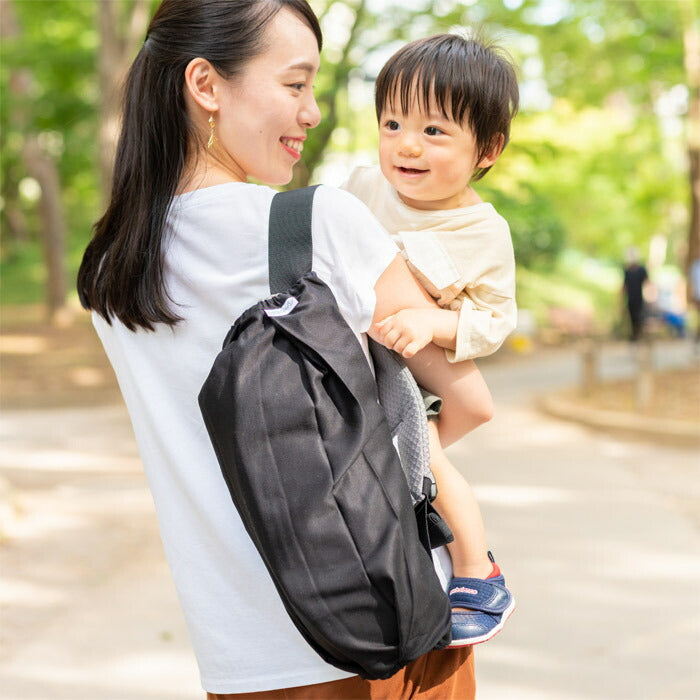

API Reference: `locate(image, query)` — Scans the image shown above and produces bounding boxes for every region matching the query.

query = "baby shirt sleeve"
[447,289,517,362]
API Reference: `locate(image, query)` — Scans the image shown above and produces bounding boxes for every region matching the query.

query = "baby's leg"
[427,420,492,580]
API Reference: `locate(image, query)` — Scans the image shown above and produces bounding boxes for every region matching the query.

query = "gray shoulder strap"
[268,185,320,294]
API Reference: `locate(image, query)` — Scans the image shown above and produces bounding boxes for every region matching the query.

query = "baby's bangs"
[378,46,471,125]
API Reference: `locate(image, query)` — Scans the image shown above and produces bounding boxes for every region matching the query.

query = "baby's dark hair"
[375,33,519,180]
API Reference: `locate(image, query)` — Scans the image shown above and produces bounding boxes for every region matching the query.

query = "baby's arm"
[372,257,493,446]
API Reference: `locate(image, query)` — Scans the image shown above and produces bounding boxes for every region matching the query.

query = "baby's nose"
[398,137,421,157]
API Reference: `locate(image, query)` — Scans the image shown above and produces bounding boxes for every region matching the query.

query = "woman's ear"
[183,57,220,113]
[477,133,506,169]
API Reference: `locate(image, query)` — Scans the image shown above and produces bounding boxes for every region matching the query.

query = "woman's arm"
[372,255,493,447]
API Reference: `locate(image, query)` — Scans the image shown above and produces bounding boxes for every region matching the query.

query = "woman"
[78,1,490,697]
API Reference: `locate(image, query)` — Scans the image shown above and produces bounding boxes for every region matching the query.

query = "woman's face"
[216,9,321,185]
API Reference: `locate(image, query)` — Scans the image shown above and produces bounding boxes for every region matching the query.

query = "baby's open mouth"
[397,166,428,174]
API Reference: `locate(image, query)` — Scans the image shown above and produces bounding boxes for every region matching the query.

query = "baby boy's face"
[378,99,491,211]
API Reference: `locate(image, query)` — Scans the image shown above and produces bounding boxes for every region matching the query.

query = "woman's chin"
[251,165,295,187]
[267,172,295,187]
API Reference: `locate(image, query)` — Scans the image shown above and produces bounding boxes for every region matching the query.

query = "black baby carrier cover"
[198,186,451,680]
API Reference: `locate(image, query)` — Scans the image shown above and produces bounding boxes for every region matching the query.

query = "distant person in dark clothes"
[691,257,700,346]
[622,247,648,342]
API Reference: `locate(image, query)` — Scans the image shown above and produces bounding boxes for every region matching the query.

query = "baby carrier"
[198,186,451,680]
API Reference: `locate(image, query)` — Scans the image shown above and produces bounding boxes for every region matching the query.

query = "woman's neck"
[176,155,247,195]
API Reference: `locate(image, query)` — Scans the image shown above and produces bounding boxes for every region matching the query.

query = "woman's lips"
[280,138,303,160]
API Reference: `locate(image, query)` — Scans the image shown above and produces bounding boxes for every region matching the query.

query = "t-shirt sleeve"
[311,185,398,333]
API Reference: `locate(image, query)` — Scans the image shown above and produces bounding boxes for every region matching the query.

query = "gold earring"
[207,113,215,149]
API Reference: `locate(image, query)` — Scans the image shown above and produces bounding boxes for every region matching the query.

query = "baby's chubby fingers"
[372,308,436,356]
[391,337,415,358]
[372,315,397,342]
[399,341,420,358]
[383,328,403,349]
[373,314,393,331]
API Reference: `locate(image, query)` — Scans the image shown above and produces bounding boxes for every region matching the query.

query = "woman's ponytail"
[78,41,187,331]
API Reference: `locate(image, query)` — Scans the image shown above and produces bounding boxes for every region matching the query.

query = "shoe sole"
[447,597,517,648]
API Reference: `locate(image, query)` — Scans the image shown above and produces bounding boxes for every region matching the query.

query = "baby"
[344,33,519,646]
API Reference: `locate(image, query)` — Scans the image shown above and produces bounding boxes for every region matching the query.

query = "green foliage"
[515,253,621,331]
[0,241,46,305]
[477,181,566,267]
[487,101,686,263]
[1,1,99,302]
[0,0,691,311]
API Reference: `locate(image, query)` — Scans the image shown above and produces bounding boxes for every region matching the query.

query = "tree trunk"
[4,0,67,322]
[288,0,366,189]
[97,1,123,204]
[97,0,151,203]
[22,137,67,320]
[682,3,700,292]
[4,197,29,248]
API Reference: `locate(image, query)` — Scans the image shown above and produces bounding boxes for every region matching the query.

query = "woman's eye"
[425,126,443,136]
[385,120,400,131]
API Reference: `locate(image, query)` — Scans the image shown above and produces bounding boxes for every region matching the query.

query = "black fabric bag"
[198,186,451,680]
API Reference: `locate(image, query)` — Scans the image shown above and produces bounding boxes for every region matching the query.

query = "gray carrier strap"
[369,341,435,505]
[268,185,320,294]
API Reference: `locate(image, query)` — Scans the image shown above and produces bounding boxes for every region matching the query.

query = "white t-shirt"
[93,182,453,694]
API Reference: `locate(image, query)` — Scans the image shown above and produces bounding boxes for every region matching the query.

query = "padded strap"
[268,185,320,294]
[448,576,511,614]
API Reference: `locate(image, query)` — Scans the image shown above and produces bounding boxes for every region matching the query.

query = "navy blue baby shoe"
[447,554,515,647]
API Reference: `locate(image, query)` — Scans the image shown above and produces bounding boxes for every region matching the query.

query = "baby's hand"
[372,309,436,358]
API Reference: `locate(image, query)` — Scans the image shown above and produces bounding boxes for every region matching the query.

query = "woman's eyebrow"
[284,61,317,74]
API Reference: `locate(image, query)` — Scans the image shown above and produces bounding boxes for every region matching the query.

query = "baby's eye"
[385,120,400,131]
[425,126,443,136]
[289,83,306,91]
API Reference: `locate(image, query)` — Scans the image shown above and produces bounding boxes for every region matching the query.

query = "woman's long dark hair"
[78,0,322,331]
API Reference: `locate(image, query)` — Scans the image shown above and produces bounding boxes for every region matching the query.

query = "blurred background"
[1,1,698,699]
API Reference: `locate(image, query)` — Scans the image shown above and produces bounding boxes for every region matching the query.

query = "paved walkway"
[1,340,698,699]
[469,340,699,700]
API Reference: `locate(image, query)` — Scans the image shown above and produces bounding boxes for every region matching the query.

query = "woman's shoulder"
[313,183,380,222]
[169,181,369,216]
[170,181,276,212]
[167,181,386,244]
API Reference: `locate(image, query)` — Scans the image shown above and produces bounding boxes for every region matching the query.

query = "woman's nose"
[300,93,322,129]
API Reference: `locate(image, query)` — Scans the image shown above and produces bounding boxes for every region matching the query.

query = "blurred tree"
[97,0,152,203]
[303,0,690,268]
[475,0,694,269]
[680,0,699,291]
[290,0,368,189]
[1,1,72,320]
[0,0,692,310]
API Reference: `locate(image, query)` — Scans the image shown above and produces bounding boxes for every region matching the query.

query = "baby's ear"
[477,133,505,168]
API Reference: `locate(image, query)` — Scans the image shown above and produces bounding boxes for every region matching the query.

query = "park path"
[0,340,698,700]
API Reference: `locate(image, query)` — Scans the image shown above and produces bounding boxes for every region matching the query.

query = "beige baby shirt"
[344,166,517,362]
